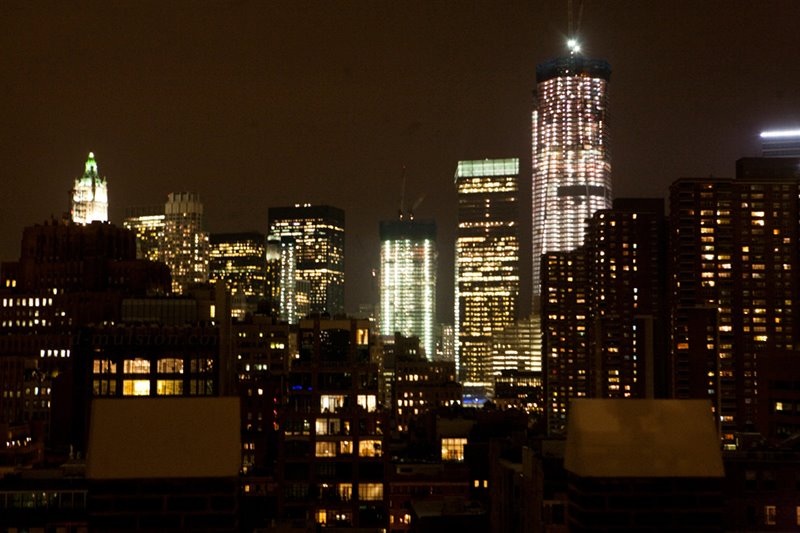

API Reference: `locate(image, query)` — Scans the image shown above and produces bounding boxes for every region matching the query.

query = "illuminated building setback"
[268,205,345,316]
[531,54,612,302]
[70,152,108,225]
[163,192,209,294]
[379,219,437,359]
[454,158,520,386]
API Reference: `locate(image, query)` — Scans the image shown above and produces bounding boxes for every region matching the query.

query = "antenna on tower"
[410,195,425,220]
[567,0,584,54]
[568,0,573,38]
[398,165,407,219]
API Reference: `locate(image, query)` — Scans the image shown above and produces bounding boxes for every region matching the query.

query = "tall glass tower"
[163,192,209,294]
[531,52,612,304]
[71,152,108,225]
[454,159,520,387]
[209,232,267,320]
[379,218,437,359]
[123,205,165,262]
[268,204,345,316]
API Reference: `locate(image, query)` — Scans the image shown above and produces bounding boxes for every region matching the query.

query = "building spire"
[71,151,108,225]
[85,152,98,175]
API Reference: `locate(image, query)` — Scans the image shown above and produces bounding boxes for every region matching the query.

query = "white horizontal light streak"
[760,129,800,138]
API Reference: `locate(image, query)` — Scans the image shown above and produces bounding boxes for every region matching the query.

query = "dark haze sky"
[2,1,799,321]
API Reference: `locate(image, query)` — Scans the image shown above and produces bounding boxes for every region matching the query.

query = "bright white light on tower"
[760,129,800,139]
[567,39,580,53]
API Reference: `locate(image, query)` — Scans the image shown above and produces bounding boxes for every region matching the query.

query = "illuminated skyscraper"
[270,236,309,324]
[454,158,520,387]
[123,205,165,262]
[490,316,540,375]
[267,204,345,316]
[264,237,282,316]
[163,192,209,294]
[379,218,437,359]
[542,199,668,435]
[670,157,800,447]
[209,232,267,320]
[70,152,108,225]
[531,52,612,303]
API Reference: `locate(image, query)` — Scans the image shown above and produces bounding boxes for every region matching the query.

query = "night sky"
[2,1,799,322]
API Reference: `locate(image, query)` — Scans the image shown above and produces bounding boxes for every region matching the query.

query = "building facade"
[490,316,541,376]
[70,152,108,225]
[278,317,387,528]
[163,193,209,294]
[0,219,171,448]
[123,206,165,262]
[454,158,520,388]
[268,205,345,316]
[541,248,590,434]
[209,232,267,320]
[542,199,668,434]
[379,219,437,359]
[669,158,800,448]
[531,53,612,303]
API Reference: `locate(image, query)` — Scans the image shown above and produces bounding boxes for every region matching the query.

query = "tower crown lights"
[71,151,108,225]
[85,152,98,174]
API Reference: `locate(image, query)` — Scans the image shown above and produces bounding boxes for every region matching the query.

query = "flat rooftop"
[564,399,723,478]
[86,397,241,480]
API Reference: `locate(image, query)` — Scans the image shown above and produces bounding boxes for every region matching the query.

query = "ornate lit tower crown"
[71,152,109,224]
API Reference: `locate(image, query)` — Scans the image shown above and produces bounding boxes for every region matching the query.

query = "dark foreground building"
[86,397,241,531]
[564,399,724,531]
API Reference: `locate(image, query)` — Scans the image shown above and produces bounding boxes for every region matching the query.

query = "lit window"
[93,359,117,374]
[123,359,150,374]
[359,483,383,501]
[315,441,336,457]
[122,379,150,396]
[320,395,346,413]
[357,395,377,412]
[337,483,352,501]
[157,358,183,373]
[765,505,776,525]
[359,439,382,457]
[157,380,183,395]
[316,418,341,435]
[441,437,467,462]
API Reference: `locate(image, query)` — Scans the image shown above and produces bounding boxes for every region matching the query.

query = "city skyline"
[2,1,800,321]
